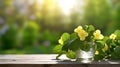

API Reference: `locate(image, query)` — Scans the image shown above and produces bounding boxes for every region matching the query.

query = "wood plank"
[0,64,44,67]
[0,64,120,67]
[0,54,119,64]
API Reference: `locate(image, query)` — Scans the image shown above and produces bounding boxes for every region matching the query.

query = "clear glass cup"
[76,42,95,63]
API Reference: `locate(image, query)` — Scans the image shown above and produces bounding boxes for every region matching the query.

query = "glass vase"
[76,42,95,63]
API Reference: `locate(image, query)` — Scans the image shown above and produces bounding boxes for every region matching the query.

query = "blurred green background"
[0,0,120,54]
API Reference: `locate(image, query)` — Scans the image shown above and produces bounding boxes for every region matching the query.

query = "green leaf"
[114,30,120,39]
[94,54,105,61]
[68,39,83,51]
[53,45,63,53]
[94,49,106,61]
[62,38,82,51]
[111,46,120,60]
[80,43,91,51]
[62,39,75,51]
[95,41,104,50]
[112,42,116,46]
[70,33,78,40]
[66,51,76,59]
[61,33,70,42]
[103,36,109,42]
[114,46,120,54]
[84,25,95,42]
[88,25,95,32]
[84,25,89,31]
[106,39,112,46]
[115,40,120,46]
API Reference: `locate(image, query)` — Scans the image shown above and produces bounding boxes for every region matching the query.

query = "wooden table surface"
[0,54,119,64]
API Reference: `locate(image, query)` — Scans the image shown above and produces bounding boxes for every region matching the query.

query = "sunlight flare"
[58,0,75,15]
[36,0,76,15]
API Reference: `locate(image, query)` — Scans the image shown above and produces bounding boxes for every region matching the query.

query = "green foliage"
[70,33,78,40]
[85,25,95,42]
[94,49,107,61]
[39,30,60,44]
[111,46,120,60]
[97,30,120,60]
[40,0,65,29]
[112,3,120,31]
[1,23,18,49]
[54,25,105,59]
[83,0,111,33]
[114,30,120,39]
[61,33,70,42]
[0,35,1,45]
[95,41,105,50]
[94,36,109,60]
[66,51,76,59]
[62,38,82,51]
[53,45,63,54]
[22,21,39,47]
[87,25,95,32]
[54,25,120,61]
[1,0,120,56]
[69,8,81,29]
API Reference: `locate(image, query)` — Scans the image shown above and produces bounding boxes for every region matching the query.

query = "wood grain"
[0,54,119,64]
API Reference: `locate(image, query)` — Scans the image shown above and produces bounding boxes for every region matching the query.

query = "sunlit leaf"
[53,45,63,53]
[88,25,95,32]
[61,33,70,42]
[70,33,78,40]
[66,50,76,59]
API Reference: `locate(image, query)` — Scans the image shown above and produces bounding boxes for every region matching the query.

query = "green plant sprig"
[53,25,120,60]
